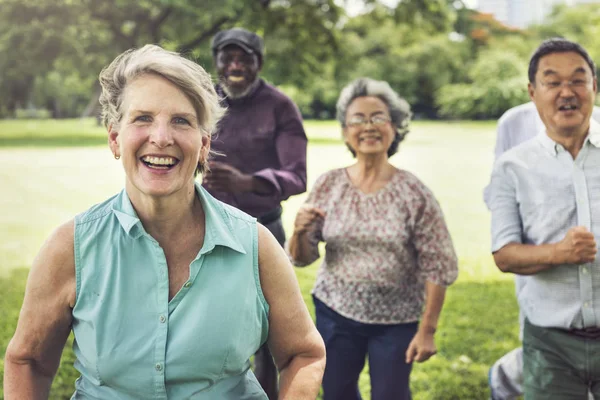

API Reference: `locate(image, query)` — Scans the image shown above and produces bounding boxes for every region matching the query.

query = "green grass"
[0,118,520,399]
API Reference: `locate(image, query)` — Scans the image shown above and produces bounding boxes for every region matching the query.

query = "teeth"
[228,76,244,82]
[142,156,176,165]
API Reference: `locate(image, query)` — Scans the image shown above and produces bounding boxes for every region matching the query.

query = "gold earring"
[114,155,120,160]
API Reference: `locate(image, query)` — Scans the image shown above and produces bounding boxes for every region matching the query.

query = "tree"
[0,0,341,118]
[530,3,600,69]
[436,50,530,119]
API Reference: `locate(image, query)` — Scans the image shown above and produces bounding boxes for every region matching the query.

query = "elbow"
[493,252,513,273]
[4,338,29,366]
[4,338,54,379]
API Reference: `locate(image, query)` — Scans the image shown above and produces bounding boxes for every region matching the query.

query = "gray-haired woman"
[4,44,325,399]
[288,77,458,400]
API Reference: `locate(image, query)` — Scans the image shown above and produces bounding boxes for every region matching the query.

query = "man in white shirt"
[487,85,600,399]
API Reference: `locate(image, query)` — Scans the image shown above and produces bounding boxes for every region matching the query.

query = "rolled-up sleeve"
[254,98,307,201]
[413,190,458,287]
[489,161,523,252]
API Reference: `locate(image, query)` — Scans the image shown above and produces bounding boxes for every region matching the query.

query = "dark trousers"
[523,319,600,400]
[314,296,417,400]
[254,216,285,400]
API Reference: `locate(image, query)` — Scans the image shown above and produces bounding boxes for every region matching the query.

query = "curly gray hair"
[336,78,412,158]
[98,44,225,174]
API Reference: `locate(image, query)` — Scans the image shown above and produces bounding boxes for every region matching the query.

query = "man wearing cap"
[203,27,308,399]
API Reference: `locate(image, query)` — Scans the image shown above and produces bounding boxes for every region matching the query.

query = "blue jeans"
[314,296,418,400]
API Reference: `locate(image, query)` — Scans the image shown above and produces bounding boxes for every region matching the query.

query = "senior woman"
[288,77,458,400]
[4,45,325,399]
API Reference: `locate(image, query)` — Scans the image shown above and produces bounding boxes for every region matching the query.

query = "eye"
[173,117,190,125]
[347,117,365,127]
[372,116,390,125]
[546,81,561,88]
[134,115,152,123]
[241,54,255,65]
[217,53,231,65]
[572,79,587,86]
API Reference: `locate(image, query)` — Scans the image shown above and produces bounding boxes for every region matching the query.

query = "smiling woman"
[3,44,325,400]
[288,77,458,400]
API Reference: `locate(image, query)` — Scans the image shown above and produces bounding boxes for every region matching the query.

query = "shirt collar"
[536,118,600,156]
[587,119,600,147]
[111,182,246,255]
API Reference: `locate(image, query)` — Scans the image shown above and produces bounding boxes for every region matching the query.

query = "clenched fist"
[555,226,597,264]
[294,204,326,234]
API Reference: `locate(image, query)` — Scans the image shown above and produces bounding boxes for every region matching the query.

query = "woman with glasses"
[288,77,459,400]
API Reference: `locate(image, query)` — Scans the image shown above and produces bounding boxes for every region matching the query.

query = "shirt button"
[184,281,192,288]
[582,267,588,274]
[155,363,162,372]
[159,315,166,323]
[584,302,590,308]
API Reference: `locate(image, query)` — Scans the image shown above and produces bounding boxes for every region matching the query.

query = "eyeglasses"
[346,115,391,128]
[539,78,592,91]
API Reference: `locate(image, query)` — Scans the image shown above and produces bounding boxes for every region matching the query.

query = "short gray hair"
[336,78,412,157]
[99,44,225,174]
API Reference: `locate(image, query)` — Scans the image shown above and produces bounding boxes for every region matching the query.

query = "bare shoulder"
[256,224,323,368]
[29,219,76,307]
[257,224,292,285]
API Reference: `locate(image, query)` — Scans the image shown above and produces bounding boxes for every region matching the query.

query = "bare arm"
[257,225,325,399]
[493,243,557,274]
[405,281,446,363]
[493,227,596,275]
[4,221,76,399]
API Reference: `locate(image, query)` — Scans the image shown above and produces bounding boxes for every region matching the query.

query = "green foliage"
[436,50,530,119]
[2,1,600,120]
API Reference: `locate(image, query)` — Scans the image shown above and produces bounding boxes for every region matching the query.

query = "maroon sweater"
[204,79,308,217]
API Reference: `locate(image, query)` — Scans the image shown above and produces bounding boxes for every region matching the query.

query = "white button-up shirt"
[489,119,600,329]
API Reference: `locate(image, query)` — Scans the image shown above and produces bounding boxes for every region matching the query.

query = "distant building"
[478,0,599,28]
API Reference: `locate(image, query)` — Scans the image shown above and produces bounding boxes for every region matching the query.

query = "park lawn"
[0,119,521,399]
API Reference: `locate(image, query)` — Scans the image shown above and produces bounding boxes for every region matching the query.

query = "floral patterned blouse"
[293,167,458,324]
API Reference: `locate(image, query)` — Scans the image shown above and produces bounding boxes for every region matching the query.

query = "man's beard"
[221,77,259,100]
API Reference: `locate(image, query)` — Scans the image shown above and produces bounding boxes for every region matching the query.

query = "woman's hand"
[405,329,437,363]
[293,204,325,234]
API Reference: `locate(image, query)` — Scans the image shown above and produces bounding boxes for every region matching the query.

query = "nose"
[229,59,243,69]
[559,82,576,97]
[150,122,174,148]
[362,121,376,131]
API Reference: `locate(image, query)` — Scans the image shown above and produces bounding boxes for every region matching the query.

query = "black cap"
[211,28,264,58]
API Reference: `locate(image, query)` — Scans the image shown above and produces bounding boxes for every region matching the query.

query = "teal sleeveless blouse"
[70,183,269,399]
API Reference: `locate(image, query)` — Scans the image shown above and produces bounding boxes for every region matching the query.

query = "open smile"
[140,155,180,170]
[359,135,382,143]
[558,104,579,112]
[227,75,245,84]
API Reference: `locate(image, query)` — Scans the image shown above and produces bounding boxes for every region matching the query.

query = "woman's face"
[343,96,395,158]
[109,73,209,200]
